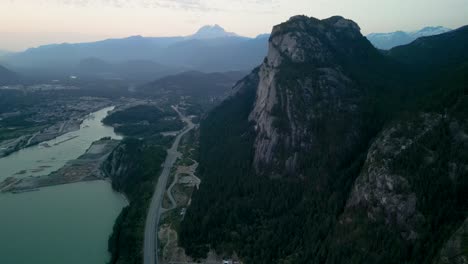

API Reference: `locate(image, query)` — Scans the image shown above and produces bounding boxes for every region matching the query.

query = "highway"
[143,106,195,264]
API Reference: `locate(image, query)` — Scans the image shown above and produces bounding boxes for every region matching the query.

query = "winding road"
[144,106,195,264]
[165,173,179,211]
[165,159,200,212]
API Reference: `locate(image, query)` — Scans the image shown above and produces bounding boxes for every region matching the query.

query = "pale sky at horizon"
[0,0,467,51]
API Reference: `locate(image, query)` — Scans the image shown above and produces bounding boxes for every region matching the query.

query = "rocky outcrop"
[434,218,468,264]
[102,140,139,192]
[344,113,442,240]
[103,143,131,180]
[181,14,468,264]
[343,112,468,241]
[247,16,372,176]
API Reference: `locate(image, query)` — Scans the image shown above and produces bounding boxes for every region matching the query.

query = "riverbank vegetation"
[103,105,184,137]
[104,102,193,264]
[107,136,174,264]
[178,27,468,264]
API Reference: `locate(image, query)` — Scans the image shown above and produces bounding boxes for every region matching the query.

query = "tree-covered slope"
[0,64,19,85]
[179,16,468,264]
[366,26,452,50]
[103,105,183,137]
[104,136,173,264]
[388,26,468,71]
[140,71,246,99]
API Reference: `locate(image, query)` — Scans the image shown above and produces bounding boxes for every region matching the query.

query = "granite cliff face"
[344,114,442,241]
[435,218,468,264]
[180,15,468,264]
[102,140,138,192]
[247,16,373,176]
[336,111,468,260]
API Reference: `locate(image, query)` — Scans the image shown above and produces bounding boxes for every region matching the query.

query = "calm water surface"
[0,106,122,181]
[0,107,127,264]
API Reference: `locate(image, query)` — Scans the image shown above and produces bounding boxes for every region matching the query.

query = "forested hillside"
[105,136,173,264]
[0,64,19,85]
[179,16,468,264]
[102,103,185,264]
[103,105,183,137]
[140,71,246,105]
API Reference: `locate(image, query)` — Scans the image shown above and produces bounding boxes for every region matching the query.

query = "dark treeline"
[106,136,173,264]
[103,105,184,138]
[178,25,468,263]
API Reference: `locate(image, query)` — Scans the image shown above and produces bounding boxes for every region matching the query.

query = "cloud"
[7,0,279,13]
[8,0,208,10]
[42,0,276,11]
[140,0,212,11]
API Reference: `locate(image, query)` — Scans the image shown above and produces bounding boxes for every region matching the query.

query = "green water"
[0,107,127,264]
[0,106,122,181]
[0,181,126,264]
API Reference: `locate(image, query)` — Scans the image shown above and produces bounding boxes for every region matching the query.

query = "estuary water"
[0,106,128,264]
[0,106,122,181]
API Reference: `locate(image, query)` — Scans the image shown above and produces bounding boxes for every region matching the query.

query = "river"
[0,106,128,264]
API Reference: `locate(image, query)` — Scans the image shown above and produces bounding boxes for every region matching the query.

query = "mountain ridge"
[179,15,468,264]
[140,70,247,100]
[248,15,375,176]
[367,25,452,49]
[0,64,19,85]
[190,24,239,39]
[3,25,268,76]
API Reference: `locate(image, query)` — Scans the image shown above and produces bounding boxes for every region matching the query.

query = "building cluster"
[0,84,78,91]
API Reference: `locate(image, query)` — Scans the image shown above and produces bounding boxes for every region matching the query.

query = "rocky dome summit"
[190,24,238,39]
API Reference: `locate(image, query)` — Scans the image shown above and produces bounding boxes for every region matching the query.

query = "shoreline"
[0,103,113,159]
[0,118,84,158]
[1,138,120,193]
[0,105,121,194]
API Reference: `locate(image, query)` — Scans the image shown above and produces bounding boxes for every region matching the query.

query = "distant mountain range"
[179,16,468,264]
[1,25,269,81]
[367,26,452,49]
[0,50,12,57]
[0,64,19,85]
[190,24,239,39]
[140,70,247,99]
[75,57,186,81]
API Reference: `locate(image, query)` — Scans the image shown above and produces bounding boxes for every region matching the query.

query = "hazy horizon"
[0,0,467,51]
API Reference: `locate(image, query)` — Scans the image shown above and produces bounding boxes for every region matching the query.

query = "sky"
[0,0,467,51]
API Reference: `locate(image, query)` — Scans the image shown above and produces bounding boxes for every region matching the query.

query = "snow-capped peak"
[190,24,238,39]
[411,26,452,38]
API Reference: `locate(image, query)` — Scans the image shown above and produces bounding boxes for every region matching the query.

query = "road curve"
[143,106,195,264]
[165,160,200,212]
[165,173,178,211]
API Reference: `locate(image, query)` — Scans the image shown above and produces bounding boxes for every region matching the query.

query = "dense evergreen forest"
[103,105,184,137]
[106,136,173,264]
[103,104,191,264]
[179,24,468,263]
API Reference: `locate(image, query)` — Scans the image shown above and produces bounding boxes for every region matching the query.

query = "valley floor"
[1,138,119,193]
[143,106,196,264]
